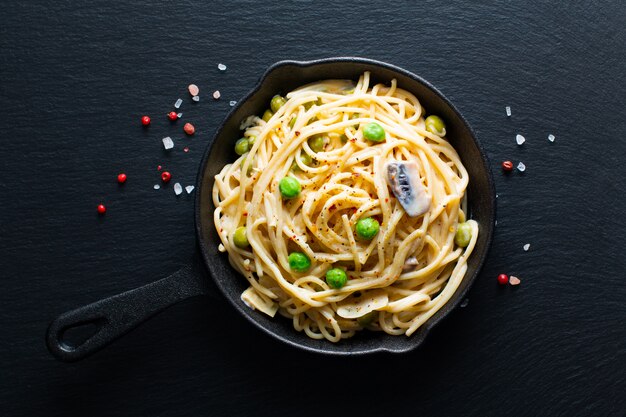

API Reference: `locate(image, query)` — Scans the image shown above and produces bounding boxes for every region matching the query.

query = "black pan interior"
[195,58,495,355]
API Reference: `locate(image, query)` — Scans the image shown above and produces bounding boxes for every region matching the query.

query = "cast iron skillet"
[47,57,496,362]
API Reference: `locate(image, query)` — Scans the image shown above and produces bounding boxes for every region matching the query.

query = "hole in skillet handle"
[46,257,214,362]
[58,319,107,351]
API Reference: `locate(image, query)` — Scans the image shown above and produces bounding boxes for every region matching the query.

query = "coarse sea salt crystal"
[188,84,199,96]
[516,134,526,145]
[517,161,526,172]
[174,98,182,109]
[548,134,555,142]
[218,63,227,71]
[506,106,511,117]
[153,184,160,190]
[460,299,469,308]
[509,276,521,286]
[213,90,221,100]
[229,100,237,106]
[185,185,195,194]
[174,182,183,195]
[192,95,200,102]
[523,243,530,251]
[177,112,183,119]
[162,136,174,150]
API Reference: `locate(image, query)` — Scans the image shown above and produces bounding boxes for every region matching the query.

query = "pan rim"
[195,57,496,355]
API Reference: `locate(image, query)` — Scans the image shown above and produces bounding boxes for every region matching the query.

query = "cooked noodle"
[212,72,478,342]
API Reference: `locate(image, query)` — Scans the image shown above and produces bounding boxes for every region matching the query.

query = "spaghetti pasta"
[212,72,478,342]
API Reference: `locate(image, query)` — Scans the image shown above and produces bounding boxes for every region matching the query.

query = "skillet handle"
[46,257,212,362]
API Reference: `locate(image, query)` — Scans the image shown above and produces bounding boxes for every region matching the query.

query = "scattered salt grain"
[177,112,183,119]
[174,98,183,109]
[496,194,499,198]
[509,276,521,286]
[174,182,183,195]
[460,298,469,308]
[192,95,200,102]
[517,161,526,172]
[523,243,530,251]
[218,243,226,252]
[218,63,227,71]
[153,184,160,190]
[162,136,174,150]
[188,84,199,96]
[505,106,511,117]
[516,134,526,145]
[229,100,237,107]
[185,185,195,194]
[213,90,221,100]
[183,146,189,153]
[548,134,555,142]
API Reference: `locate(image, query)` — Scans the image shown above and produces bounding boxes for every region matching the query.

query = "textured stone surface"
[1,1,625,416]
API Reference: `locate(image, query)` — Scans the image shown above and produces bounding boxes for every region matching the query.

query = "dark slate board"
[1,1,625,416]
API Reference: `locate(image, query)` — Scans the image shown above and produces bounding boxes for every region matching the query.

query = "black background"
[2,1,625,416]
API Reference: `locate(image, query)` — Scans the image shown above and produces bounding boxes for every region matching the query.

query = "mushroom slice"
[402,256,419,272]
[385,160,430,217]
[241,287,279,317]
[336,289,388,319]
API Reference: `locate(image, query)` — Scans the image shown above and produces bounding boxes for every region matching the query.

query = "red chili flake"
[141,115,151,126]
[157,165,162,171]
[295,131,300,136]
[167,111,178,121]
[183,147,189,153]
[329,205,336,211]
[502,160,513,172]
[497,274,509,285]
[161,171,172,183]
[183,123,195,135]
[243,212,248,216]
[117,173,127,184]
[97,204,106,214]
[385,198,389,202]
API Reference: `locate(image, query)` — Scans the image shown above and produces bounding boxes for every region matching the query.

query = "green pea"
[279,176,301,199]
[326,268,348,289]
[363,122,386,142]
[300,152,313,166]
[248,135,256,146]
[288,252,311,272]
[233,226,249,248]
[454,222,472,248]
[350,113,360,128]
[355,217,380,240]
[262,109,273,122]
[235,138,250,155]
[240,156,253,176]
[308,135,325,152]
[291,152,313,172]
[289,116,297,129]
[425,115,445,136]
[357,311,377,326]
[270,95,287,112]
